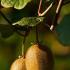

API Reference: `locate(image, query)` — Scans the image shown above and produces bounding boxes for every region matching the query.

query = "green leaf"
[12,17,44,27]
[1,0,31,9]
[56,14,70,46]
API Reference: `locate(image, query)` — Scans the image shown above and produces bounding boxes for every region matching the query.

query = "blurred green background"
[0,2,70,70]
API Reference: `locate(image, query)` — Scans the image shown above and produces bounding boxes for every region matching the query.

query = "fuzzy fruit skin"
[10,57,26,70]
[26,44,54,70]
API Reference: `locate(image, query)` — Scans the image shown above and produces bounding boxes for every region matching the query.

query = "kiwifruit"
[10,56,26,70]
[26,43,54,70]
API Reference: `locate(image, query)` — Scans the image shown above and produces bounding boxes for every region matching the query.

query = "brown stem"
[22,34,26,58]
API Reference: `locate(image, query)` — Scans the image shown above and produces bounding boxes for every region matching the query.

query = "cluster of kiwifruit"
[10,43,54,70]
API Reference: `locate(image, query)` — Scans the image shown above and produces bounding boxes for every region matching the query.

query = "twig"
[21,34,26,58]
[56,0,63,14]
[52,0,63,31]
[38,0,53,16]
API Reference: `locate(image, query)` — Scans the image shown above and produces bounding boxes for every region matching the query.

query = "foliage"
[12,17,44,26]
[1,0,31,9]
[0,0,70,70]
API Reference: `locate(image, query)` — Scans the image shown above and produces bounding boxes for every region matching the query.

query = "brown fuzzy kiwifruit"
[26,43,54,70]
[10,56,26,70]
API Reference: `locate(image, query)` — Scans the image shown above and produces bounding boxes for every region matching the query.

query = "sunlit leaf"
[12,17,44,27]
[1,0,31,9]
